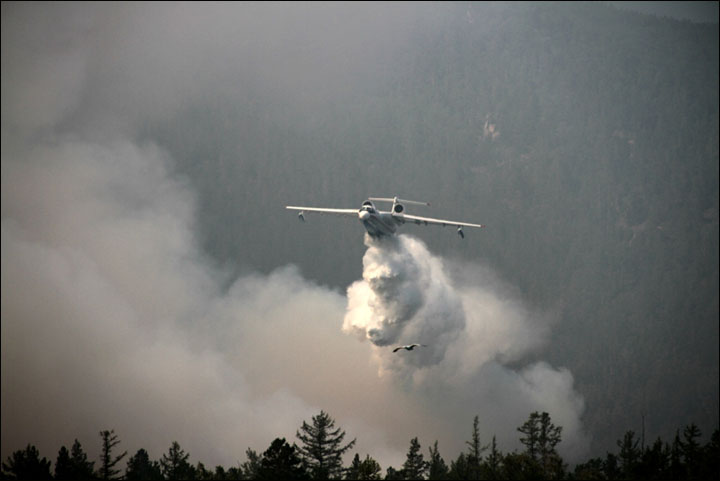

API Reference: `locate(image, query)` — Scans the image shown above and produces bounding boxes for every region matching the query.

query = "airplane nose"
[359,210,370,221]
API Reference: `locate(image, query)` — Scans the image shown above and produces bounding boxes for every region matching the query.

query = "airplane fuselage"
[358,201,398,237]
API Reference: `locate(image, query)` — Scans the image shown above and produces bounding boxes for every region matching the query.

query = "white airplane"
[286,196,485,238]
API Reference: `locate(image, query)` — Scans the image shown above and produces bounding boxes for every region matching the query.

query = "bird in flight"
[392,344,427,353]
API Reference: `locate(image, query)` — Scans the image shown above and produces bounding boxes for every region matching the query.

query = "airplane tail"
[369,196,429,215]
[369,197,430,207]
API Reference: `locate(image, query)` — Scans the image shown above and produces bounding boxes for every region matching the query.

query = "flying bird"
[392,344,427,353]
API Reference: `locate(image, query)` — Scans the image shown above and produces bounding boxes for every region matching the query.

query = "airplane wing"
[286,206,358,216]
[398,213,486,229]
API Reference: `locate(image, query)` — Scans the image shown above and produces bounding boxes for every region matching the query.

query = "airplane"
[286,196,485,238]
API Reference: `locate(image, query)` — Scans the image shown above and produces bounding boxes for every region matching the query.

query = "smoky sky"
[2,2,593,469]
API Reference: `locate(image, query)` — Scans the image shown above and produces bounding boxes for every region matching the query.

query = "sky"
[608,1,719,23]
[1,1,714,472]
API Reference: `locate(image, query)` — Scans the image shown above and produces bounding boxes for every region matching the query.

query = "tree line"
[2,410,717,480]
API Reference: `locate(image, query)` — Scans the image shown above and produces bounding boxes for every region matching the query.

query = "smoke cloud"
[2,2,589,471]
[342,234,589,461]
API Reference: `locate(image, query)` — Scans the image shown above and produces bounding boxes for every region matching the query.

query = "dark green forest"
[2,411,718,480]
[139,1,718,457]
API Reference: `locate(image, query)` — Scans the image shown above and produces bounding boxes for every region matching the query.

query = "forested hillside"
[141,2,718,457]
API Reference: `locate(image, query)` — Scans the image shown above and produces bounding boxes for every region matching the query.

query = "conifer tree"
[296,410,356,479]
[483,436,502,479]
[669,429,684,479]
[357,454,382,480]
[603,452,621,480]
[160,441,194,480]
[56,440,95,480]
[241,448,262,479]
[55,446,73,480]
[701,428,720,480]
[465,416,488,479]
[1,444,53,480]
[54,446,75,479]
[447,452,470,480]
[681,423,702,479]
[346,453,382,480]
[402,437,427,480]
[637,437,670,479]
[195,461,214,480]
[384,466,403,480]
[537,412,564,478]
[517,411,564,478]
[126,448,162,480]
[518,412,541,460]
[70,439,96,479]
[617,430,641,479]
[346,453,362,480]
[427,441,448,480]
[258,438,307,480]
[98,430,127,481]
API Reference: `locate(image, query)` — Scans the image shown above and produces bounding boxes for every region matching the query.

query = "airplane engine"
[393,203,404,214]
[457,226,464,238]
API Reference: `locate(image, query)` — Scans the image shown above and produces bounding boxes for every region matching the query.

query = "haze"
[2,1,717,472]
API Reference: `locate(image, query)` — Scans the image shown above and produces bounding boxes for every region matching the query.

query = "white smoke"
[0,137,406,469]
[2,3,590,469]
[342,233,590,460]
[344,235,465,370]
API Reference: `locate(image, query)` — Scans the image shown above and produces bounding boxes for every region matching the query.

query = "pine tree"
[296,410,356,479]
[241,448,262,479]
[700,428,720,480]
[213,465,226,480]
[537,412,562,457]
[70,439,96,479]
[226,465,244,480]
[572,457,605,479]
[637,437,670,479]
[537,412,564,478]
[517,411,564,478]
[482,436,502,479]
[518,412,541,461]
[347,454,382,480]
[54,446,73,480]
[500,452,539,480]
[617,430,641,479]
[427,441,448,480]
[681,423,702,479]
[465,416,488,480]
[160,441,194,480]
[98,430,128,481]
[258,438,307,480]
[384,466,403,480]
[125,448,162,480]
[357,454,382,480]
[669,430,684,479]
[603,452,621,480]
[1,444,53,480]
[195,462,214,480]
[402,437,428,480]
[56,440,95,480]
[346,453,362,480]
[447,453,470,480]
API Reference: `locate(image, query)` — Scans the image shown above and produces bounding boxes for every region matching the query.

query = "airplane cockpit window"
[361,201,375,213]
